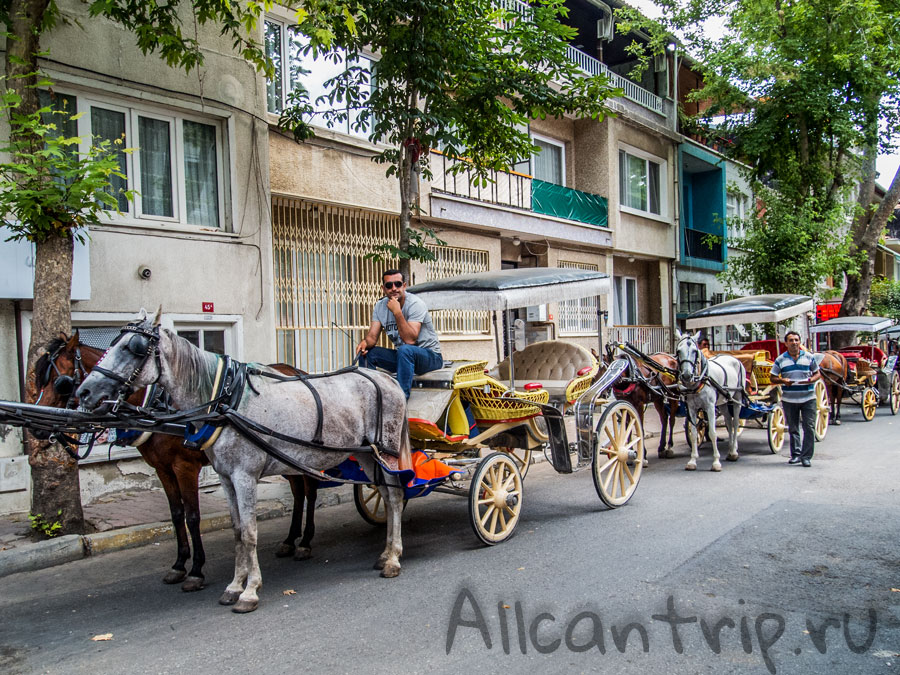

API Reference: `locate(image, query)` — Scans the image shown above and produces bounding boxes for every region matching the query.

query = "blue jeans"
[361,345,444,398]
[783,399,817,461]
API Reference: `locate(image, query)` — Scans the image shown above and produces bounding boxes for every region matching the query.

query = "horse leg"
[709,400,722,472]
[834,386,843,425]
[725,401,740,462]
[637,395,649,468]
[277,475,305,558]
[175,459,206,592]
[375,484,404,578]
[685,405,699,471]
[230,471,263,614]
[217,472,247,607]
[155,466,190,585]
[294,478,318,561]
[666,401,677,457]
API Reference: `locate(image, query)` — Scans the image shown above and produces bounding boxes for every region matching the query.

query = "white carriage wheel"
[592,400,644,508]
[767,405,786,454]
[499,447,533,479]
[890,372,900,416]
[861,387,878,421]
[736,417,746,437]
[814,380,829,441]
[354,484,387,526]
[684,411,710,448]
[468,453,523,545]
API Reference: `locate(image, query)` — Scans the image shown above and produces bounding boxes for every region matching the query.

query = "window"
[39,90,227,230]
[532,134,565,186]
[559,261,599,334]
[678,281,706,314]
[265,17,374,140]
[613,276,638,325]
[176,327,227,355]
[425,245,491,335]
[726,191,748,238]
[619,147,664,216]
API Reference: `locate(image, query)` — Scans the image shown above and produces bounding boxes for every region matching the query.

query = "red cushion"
[524,382,543,391]
[577,366,592,376]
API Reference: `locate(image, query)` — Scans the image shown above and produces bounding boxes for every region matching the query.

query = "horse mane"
[162,328,219,402]
[35,336,67,388]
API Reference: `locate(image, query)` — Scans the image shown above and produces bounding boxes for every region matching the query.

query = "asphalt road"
[2,403,899,675]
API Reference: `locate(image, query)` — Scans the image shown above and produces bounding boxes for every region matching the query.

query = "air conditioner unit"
[653,53,667,72]
[526,304,548,322]
[595,2,614,42]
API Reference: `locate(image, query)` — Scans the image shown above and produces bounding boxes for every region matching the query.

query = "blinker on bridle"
[91,323,161,408]
[38,343,87,408]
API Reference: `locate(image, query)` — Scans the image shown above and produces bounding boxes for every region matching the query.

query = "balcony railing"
[499,0,666,116]
[683,228,724,263]
[609,325,672,354]
[430,150,531,210]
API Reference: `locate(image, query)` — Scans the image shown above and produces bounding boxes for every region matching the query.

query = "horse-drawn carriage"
[0,267,646,612]
[810,315,900,420]
[682,294,830,453]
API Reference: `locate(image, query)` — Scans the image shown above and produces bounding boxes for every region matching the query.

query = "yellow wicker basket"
[452,361,490,388]
[462,376,549,422]
[753,363,773,386]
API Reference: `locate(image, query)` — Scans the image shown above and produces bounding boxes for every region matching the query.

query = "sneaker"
[801,458,811,467]
[788,457,801,464]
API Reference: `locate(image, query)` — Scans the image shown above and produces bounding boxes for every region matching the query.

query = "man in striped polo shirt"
[769,331,821,467]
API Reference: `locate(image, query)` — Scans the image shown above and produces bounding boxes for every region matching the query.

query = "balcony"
[682,228,725,268]
[430,150,531,210]
[532,179,608,228]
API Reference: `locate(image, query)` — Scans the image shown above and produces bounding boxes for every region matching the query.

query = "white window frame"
[612,275,638,326]
[41,86,229,231]
[618,143,667,220]
[531,132,566,186]
[558,260,599,335]
[726,191,748,238]
[264,15,375,141]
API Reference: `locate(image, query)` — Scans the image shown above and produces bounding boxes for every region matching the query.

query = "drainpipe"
[669,44,681,350]
[14,300,25,402]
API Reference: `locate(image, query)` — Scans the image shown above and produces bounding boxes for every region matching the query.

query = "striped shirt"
[771,350,819,403]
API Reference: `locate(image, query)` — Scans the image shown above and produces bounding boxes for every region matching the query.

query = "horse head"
[77,308,162,411]
[675,329,705,388]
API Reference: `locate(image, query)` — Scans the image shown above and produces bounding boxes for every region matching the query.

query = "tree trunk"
[26,234,85,534]
[836,158,900,348]
[398,144,415,282]
[7,0,85,534]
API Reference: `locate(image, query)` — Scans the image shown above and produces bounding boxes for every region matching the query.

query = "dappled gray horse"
[675,330,746,472]
[77,309,409,613]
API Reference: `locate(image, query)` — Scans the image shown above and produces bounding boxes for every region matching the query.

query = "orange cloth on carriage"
[411,450,454,481]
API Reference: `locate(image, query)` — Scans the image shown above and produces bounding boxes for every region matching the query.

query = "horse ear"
[675,328,683,340]
[152,305,163,327]
[65,332,79,349]
[137,307,148,322]
[693,331,702,342]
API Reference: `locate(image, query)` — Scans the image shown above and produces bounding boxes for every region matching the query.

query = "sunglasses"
[383,281,404,289]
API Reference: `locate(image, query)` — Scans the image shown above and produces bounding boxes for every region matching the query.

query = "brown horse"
[34,333,319,591]
[815,350,849,425]
[597,347,680,458]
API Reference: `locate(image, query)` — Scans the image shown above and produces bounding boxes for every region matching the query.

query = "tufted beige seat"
[491,340,598,405]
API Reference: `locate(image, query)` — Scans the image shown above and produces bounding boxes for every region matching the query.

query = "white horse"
[77,309,409,613]
[674,330,746,472]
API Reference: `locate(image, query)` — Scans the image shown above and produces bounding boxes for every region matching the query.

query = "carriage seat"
[837,345,885,368]
[705,349,770,392]
[490,340,599,405]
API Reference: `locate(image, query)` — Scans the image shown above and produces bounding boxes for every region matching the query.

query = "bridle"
[37,343,88,409]
[676,337,708,391]
[91,323,162,409]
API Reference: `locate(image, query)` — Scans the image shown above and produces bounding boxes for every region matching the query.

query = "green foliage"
[29,509,63,538]
[720,183,854,296]
[0,85,135,244]
[869,277,900,322]
[364,226,446,264]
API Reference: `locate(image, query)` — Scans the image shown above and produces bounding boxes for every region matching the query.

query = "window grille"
[559,260,600,334]
[272,197,400,372]
[424,245,490,334]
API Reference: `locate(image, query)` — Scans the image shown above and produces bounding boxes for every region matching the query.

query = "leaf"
[282,589,297,596]
[91,633,113,641]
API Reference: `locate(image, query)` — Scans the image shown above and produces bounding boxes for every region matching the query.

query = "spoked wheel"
[861,387,878,421]
[354,484,408,526]
[736,417,747,438]
[592,400,644,508]
[814,380,829,441]
[468,453,523,545]
[500,448,533,479]
[767,405,786,454]
[890,372,900,415]
[684,413,710,448]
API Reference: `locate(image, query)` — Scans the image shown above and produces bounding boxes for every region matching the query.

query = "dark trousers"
[361,345,443,399]
[783,399,817,461]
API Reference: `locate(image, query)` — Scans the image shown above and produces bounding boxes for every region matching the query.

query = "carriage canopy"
[684,294,814,329]
[407,267,610,311]
[809,315,894,334]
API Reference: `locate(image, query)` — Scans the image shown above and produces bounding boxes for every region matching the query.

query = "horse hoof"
[373,556,387,570]
[664,450,675,459]
[275,543,295,558]
[380,562,401,578]
[294,547,312,561]
[181,576,206,593]
[219,590,241,606]
[834,419,841,425]
[231,598,259,614]
[726,454,739,462]
[162,569,187,585]
[711,463,722,472]
[642,458,649,468]
[685,463,697,471]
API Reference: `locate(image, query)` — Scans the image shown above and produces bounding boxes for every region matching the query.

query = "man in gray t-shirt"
[356,269,443,398]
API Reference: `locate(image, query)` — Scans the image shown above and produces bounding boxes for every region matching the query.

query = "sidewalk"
[0,476,354,579]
